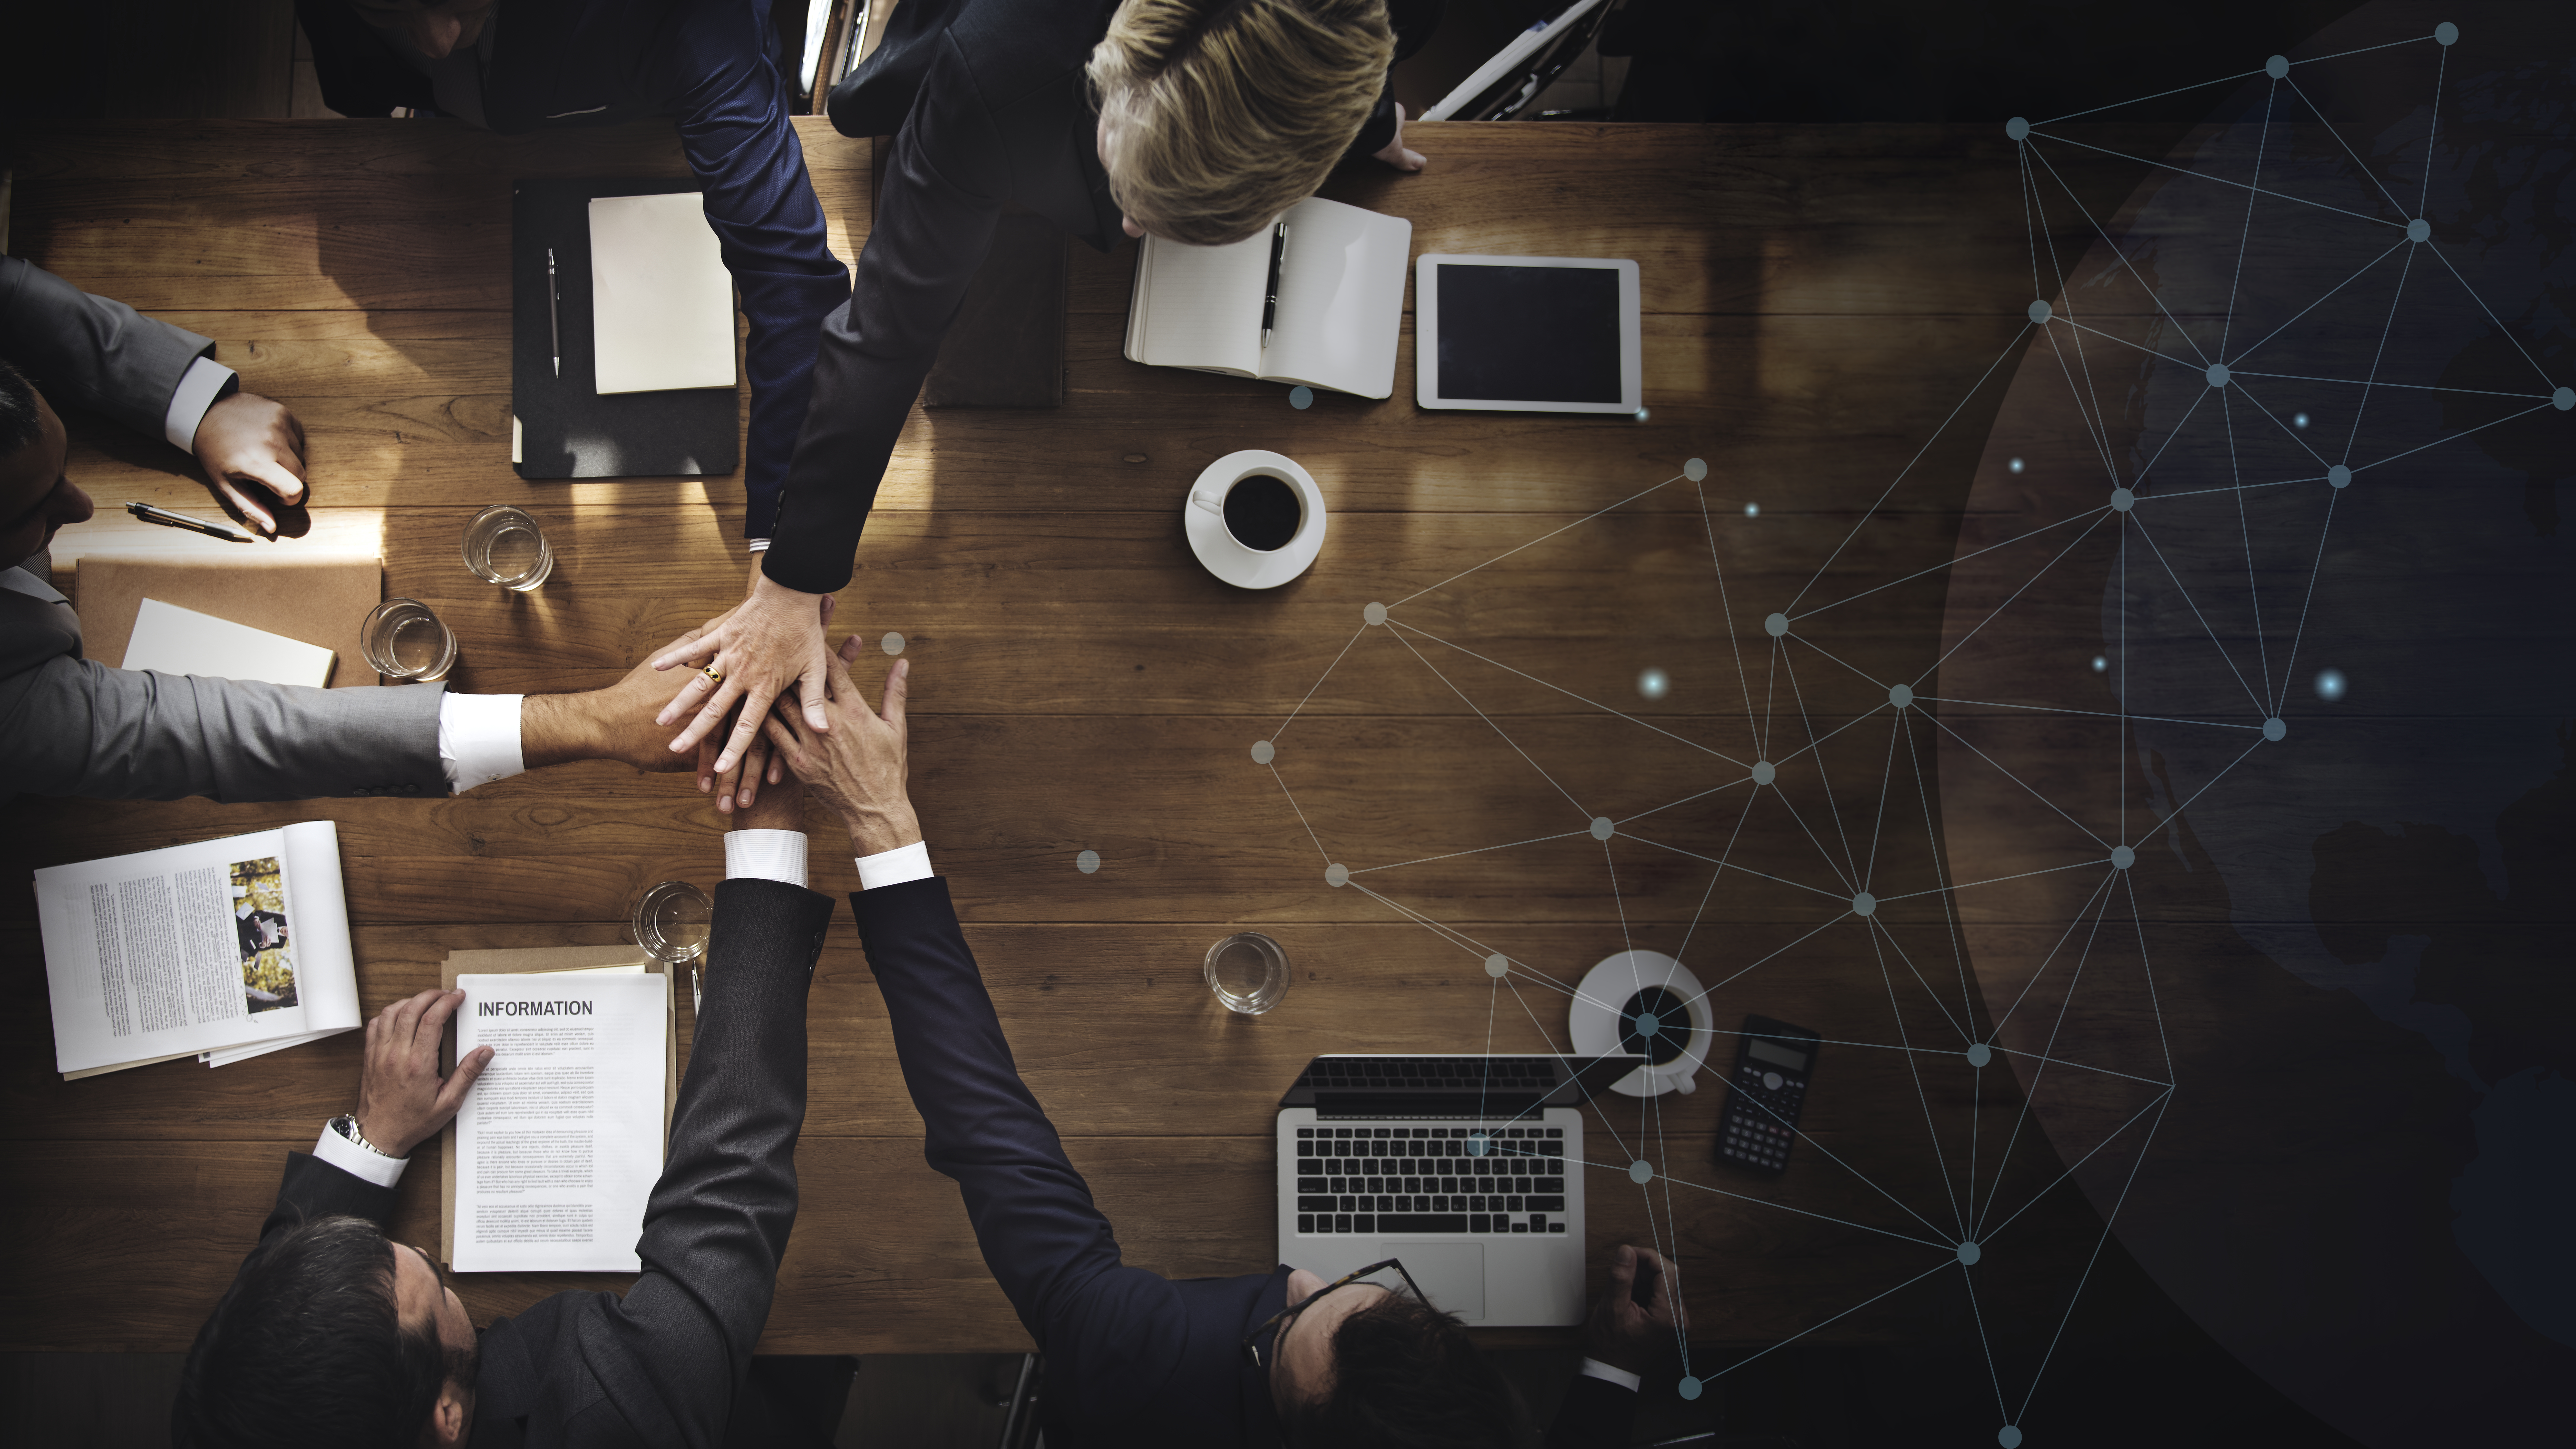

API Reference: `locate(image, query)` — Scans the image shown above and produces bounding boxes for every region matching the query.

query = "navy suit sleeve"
[850,877,1205,1417]
[761,37,1004,595]
[648,0,852,545]
[1545,1372,1640,1449]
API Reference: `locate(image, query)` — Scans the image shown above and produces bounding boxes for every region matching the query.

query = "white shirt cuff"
[856,839,933,890]
[436,692,527,793]
[725,829,809,886]
[312,1120,408,1188]
[163,355,236,452]
[746,538,772,552]
[1578,1358,1642,1393]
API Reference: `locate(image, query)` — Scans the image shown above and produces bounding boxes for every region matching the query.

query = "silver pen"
[125,500,251,543]
[546,247,562,377]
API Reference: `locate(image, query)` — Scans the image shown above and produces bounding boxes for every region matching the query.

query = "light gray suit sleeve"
[0,254,215,440]
[0,654,450,803]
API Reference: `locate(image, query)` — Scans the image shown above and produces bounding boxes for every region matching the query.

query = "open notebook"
[1125,197,1411,399]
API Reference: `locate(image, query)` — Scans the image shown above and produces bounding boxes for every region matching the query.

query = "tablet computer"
[1415,254,1641,414]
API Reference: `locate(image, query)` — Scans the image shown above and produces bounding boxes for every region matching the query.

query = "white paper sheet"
[1263,197,1412,399]
[121,598,335,686]
[36,820,360,1075]
[452,971,669,1272]
[1128,224,1272,376]
[588,192,737,395]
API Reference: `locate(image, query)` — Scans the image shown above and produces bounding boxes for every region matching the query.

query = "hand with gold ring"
[653,569,838,811]
[700,664,725,688]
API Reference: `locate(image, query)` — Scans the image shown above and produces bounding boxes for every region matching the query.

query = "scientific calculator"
[1713,1015,1821,1176]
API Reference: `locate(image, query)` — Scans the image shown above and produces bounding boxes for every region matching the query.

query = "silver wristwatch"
[330,1113,398,1159]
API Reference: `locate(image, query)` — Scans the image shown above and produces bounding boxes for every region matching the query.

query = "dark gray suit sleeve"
[476,878,832,1448]
[0,654,450,801]
[0,254,215,440]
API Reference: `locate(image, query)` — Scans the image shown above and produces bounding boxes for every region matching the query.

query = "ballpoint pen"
[1259,221,1286,348]
[547,246,562,377]
[125,501,251,543]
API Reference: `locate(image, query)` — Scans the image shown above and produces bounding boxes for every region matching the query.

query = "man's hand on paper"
[190,390,309,539]
[355,987,492,1159]
[761,642,921,858]
[1583,1244,1687,1379]
[653,570,837,783]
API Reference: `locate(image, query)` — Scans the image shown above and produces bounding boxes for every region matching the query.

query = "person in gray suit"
[0,262,746,803]
[2,254,313,537]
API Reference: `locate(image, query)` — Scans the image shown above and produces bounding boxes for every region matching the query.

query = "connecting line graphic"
[1232,21,2562,1434]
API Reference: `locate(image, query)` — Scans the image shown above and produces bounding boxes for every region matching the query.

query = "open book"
[1124,196,1411,399]
[34,822,358,1078]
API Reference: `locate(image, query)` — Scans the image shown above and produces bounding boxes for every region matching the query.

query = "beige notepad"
[589,191,737,395]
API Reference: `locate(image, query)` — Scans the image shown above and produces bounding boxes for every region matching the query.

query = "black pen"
[547,246,562,377]
[1259,222,1287,348]
[126,501,251,543]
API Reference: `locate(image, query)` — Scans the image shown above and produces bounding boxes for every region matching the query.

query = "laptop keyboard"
[1293,1124,1570,1236]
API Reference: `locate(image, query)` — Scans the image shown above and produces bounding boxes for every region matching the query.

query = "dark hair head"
[0,355,43,460]
[1281,1295,1539,1449]
[172,1215,464,1449]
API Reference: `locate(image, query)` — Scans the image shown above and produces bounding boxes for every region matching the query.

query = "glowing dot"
[2091,655,2108,673]
[2008,457,2025,474]
[2293,411,2309,428]
[1751,761,1776,786]
[2206,362,2230,388]
[1999,1427,2023,1448]
[1076,850,1101,874]
[1325,863,1350,887]
[1958,1240,1982,1265]
[2436,21,2458,45]
[1636,1011,1661,1036]
[2314,668,2347,702]
[2263,717,2287,742]
[2110,487,2134,512]
[1251,740,1275,765]
[882,632,905,655]
[1632,406,1651,422]
[1679,1377,1704,1401]
[1629,1159,1654,1184]
[2265,54,2289,79]
[1637,667,1671,701]
[2554,387,2574,411]
[1590,816,1615,841]
[1289,386,1313,409]
[1966,1043,1992,1068]
[2407,217,2431,244]
[1364,602,1388,625]
[2005,116,2030,140]
[1889,683,1913,709]
[2328,464,2352,489]
[2111,845,2136,870]
[2027,299,2052,324]
[1852,892,1877,916]
[1683,457,1708,481]
[1484,953,1510,978]
[1764,612,1788,637]
[1468,1132,1491,1156]
[1744,501,1760,517]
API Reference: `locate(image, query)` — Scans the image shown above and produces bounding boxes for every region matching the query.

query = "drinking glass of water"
[1205,932,1291,1015]
[462,504,554,591]
[359,598,457,681]
[632,881,712,964]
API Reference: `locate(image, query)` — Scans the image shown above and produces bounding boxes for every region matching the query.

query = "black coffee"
[1222,474,1302,551]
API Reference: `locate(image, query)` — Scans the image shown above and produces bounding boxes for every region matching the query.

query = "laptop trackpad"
[1388,1242,1486,1322]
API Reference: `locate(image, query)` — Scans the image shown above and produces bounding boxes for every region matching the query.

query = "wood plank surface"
[0,117,2180,1356]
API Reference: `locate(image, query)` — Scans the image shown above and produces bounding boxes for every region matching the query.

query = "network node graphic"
[1246,19,2566,1437]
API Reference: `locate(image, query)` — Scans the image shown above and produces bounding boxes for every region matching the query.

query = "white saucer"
[1569,951,1714,1097]
[1184,450,1327,589]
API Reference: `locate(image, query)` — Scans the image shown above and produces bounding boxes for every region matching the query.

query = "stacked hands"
[646,568,851,817]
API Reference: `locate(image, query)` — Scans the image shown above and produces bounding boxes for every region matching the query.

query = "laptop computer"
[1274,1052,1643,1326]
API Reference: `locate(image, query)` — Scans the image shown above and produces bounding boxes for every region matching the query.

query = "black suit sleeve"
[1545,1371,1641,1449]
[0,255,214,441]
[475,877,833,1447]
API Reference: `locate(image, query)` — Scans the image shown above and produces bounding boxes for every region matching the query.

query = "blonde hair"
[1089,0,1394,247]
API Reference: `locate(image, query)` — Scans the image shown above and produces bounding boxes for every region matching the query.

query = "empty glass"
[462,504,554,591]
[359,598,456,681]
[632,881,712,964]
[1205,932,1291,1015]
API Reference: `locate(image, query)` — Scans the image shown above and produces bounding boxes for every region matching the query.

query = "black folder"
[511,178,739,480]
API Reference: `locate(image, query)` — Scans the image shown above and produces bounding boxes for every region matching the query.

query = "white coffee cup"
[1184,450,1327,589]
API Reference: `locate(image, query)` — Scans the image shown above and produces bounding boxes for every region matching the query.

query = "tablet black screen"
[1435,264,1624,404]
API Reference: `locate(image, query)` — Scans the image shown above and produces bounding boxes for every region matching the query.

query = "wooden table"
[0,117,2177,1360]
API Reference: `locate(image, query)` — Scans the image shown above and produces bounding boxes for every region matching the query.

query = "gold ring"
[701,665,725,687]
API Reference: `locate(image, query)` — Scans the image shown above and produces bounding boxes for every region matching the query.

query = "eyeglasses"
[1240,1257,1428,1371]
